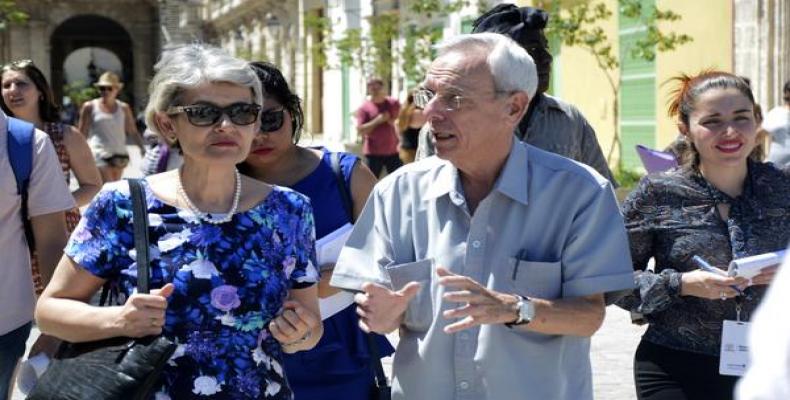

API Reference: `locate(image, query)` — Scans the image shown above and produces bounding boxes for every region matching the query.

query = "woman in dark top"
[396,89,425,164]
[617,71,790,400]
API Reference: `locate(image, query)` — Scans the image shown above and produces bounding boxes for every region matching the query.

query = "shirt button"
[472,240,481,248]
[459,381,470,390]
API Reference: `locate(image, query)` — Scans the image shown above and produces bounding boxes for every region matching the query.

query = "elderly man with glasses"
[416,4,616,186]
[331,33,634,400]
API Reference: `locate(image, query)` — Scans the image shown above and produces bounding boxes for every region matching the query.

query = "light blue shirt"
[332,141,635,400]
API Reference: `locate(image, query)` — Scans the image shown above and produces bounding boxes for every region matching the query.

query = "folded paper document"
[316,223,353,267]
[319,291,356,320]
[728,250,787,280]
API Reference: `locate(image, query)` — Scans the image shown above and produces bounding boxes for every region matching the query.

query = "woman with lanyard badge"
[616,71,790,400]
[36,45,322,399]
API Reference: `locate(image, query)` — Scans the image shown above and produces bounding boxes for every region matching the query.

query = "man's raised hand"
[355,281,420,334]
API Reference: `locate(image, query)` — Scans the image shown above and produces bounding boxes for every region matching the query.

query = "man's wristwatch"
[505,294,535,327]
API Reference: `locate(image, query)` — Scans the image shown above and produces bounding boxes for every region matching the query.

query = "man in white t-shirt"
[763,80,790,167]
[0,108,74,400]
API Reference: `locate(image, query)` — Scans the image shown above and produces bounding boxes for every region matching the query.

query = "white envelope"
[316,223,353,267]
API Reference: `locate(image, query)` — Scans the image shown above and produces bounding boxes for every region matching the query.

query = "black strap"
[329,153,389,390]
[128,179,151,294]
[330,152,354,221]
[367,332,389,391]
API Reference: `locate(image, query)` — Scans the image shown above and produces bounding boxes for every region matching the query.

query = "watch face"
[519,298,535,323]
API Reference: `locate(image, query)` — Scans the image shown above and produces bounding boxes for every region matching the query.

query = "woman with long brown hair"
[396,89,426,164]
[1,60,101,294]
[617,71,790,400]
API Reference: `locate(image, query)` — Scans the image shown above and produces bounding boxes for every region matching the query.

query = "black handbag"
[28,179,176,400]
[330,153,392,400]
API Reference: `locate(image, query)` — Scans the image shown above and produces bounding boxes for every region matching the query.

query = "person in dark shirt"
[617,71,790,400]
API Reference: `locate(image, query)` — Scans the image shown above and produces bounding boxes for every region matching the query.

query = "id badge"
[719,320,750,376]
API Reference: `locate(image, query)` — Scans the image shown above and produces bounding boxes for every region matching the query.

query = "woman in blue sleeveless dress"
[240,61,394,400]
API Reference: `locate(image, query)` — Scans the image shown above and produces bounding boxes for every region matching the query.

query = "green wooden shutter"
[618,0,656,169]
[461,18,474,34]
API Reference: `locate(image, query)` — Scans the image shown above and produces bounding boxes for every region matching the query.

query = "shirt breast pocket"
[509,257,562,300]
[385,259,434,332]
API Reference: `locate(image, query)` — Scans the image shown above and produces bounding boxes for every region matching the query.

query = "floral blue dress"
[64,180,319,399]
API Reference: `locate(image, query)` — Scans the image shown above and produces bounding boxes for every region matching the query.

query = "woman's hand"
[680,271,748,300]
[750,265,779,286]
[110,283,174,337]
[270,300,320,353]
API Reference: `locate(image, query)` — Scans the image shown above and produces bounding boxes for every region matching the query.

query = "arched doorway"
[50,15,134,108]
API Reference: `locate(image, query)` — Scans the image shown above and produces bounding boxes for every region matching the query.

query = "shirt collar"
[423,160,464,203]
[493,141,529,205]
[0,107,7,132]
[422,142,530,206]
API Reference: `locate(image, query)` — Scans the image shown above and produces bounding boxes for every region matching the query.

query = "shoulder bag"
[28,178,177,400]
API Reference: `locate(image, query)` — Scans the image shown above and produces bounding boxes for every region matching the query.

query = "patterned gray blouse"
[616,161,790,356]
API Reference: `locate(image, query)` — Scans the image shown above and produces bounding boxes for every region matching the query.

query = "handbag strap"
[329,152,389,388]
[330,152,354,220]
[128,178,151,294]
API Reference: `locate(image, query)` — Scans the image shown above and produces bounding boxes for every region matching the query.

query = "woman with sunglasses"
[1,60,102,294]
[239,61,393,400]
[36,45,322,399]
[77,71,146,183]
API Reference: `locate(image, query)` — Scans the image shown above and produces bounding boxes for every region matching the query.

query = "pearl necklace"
[176,168,241,225]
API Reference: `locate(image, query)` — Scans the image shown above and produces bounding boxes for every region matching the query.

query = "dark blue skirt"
[283,304,395,400]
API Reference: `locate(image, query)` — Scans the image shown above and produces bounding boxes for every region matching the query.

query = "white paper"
[728,250,787,280]
[319,290,355,320]
[316,223,353,267]
[720,320,751,376]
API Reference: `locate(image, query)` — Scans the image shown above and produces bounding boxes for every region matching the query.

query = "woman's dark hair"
[667,70,763,167]
[0,60,61,123]
[783,80,790,103]
[249,61,304,143]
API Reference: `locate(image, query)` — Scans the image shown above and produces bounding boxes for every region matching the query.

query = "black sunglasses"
[97,86,113,92]
[260,108,286,133]
[167,103,262,127]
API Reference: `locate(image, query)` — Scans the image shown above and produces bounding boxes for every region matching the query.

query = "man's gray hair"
[435,33,537,99]
[144,43,263,135]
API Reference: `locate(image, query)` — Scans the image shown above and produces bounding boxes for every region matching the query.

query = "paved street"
[13,145,645,399]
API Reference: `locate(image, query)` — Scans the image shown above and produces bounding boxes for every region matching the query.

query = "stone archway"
[50,15,135,108]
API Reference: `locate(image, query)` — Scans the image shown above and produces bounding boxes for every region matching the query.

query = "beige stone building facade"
[734,0,790,111]
[0,0,171,110]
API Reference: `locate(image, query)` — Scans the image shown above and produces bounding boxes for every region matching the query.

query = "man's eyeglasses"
[260,108,285,132]
[167,103,261,127]
[414,88,510,112]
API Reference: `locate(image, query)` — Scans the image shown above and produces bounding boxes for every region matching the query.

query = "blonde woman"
[78,71,145,182]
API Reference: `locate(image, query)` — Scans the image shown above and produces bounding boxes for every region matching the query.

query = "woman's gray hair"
[435,33,537,100]
[144,43,263,135]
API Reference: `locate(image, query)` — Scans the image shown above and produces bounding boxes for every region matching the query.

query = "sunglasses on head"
[260,108,286,133]
[4,59,33,69]
[167,102,262,127]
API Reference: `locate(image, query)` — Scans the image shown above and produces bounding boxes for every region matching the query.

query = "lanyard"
[735,294,744,322]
